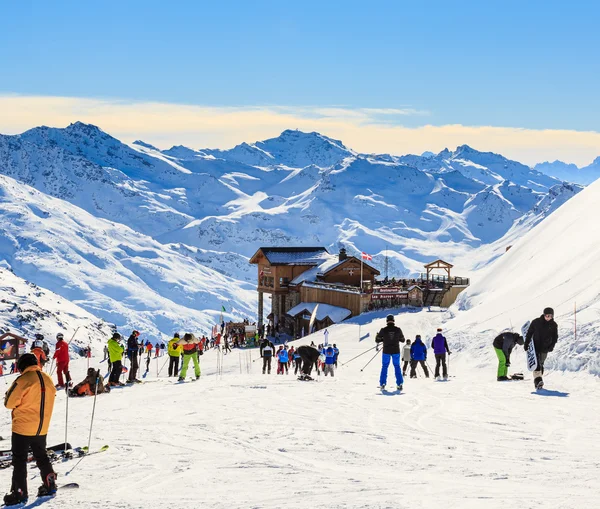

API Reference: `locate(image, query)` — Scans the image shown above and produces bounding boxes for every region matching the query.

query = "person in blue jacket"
[409,335,429,378]
[324,346,336,377]
[276,346,289,374]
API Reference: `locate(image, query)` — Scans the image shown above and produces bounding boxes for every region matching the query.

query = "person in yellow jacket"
[167,333,183,377]
[3,353,57,505]
[177,333,201,381]
[107,333,125,387]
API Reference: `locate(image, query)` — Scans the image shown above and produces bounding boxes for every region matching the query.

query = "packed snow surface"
[0,310,597,509]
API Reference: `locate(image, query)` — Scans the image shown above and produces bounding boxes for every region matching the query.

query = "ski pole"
[64,385,69,452]
[360,348,382,372]
[157,357,169,376]
[340,345,378,367]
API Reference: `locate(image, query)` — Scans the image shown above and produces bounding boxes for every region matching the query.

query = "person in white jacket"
[402,339,412,376]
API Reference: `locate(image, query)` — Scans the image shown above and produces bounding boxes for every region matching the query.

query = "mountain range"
[0,122,591,343]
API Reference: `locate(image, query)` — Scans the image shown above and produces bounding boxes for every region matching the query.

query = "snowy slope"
[446,178,600,375]
[0,174,256,341]
[0,265,113,354]
[0,311,597,509]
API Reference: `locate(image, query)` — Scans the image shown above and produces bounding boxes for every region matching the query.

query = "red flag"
[361,252,372,261]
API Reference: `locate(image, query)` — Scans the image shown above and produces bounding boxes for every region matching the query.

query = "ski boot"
[378,384,386,390]
[195,376,200,381]
[535,379,544,390]
[38,473,57,497]
[497,376,510,381]
[396,385,403,391]
[3,489,27,506]
[177,376,184,382]
[134,379,143,384]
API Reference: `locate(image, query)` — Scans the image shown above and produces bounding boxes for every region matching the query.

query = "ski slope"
[1,309,598,509]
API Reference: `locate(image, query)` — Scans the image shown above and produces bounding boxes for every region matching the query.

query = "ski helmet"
[174,332,180,338]
[33,339,43,349]
[34,333,44,340]
[543,307,554,317]
[56,333,64,340]
[112,332,121,340]
[386,314,395,323]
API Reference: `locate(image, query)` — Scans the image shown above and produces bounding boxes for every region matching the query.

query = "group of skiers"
[258,338,340,377]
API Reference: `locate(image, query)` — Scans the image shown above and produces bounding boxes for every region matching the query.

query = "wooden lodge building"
[249,247,469,336]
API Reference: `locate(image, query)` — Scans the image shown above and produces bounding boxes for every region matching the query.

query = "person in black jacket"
[493,332,524,381]
[296,346,320,380]
[126,331,142,384]
[375,314,405,390]
[525,307,558,389]
[259,338,275,374]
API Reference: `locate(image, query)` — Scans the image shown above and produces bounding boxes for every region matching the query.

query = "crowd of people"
[258,338,340,377]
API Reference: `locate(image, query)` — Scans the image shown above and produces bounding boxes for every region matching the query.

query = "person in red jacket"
[53,333,71,389]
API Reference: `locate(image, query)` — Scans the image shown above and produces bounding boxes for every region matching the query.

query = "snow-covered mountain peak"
[132,140,160,151]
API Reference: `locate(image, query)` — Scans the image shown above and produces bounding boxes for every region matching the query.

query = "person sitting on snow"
[69,368,110,396]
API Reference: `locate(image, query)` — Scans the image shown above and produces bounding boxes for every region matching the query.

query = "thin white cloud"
[0,94,599,166]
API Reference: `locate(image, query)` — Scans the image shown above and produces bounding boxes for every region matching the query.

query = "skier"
[53,333,71,389]
[333,344,340,367]
[154,343,160,358]
[103,344,108,361]
[145,341,152,372]
[401,339,412,376]
[260,337,275,374]
[431,328,451,380]
[375,314,405,390]
[323,346,335,377]
[177,333,201,381]
[296,345,320,380]
[107,333,125,387]
[223,336,232,355]
[127,331,142,384]
[276,346,289,374]
[30,336,47,369]
[3,353,57,505]
[167,333,182,377]
[409,335,429,378]
[525,307,558,389]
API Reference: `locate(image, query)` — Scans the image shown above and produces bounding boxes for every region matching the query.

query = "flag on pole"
[361,252,372,261]
[221,305,226,312]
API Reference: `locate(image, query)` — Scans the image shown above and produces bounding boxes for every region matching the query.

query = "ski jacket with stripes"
[260,341,275,358]
[4,365,56,436]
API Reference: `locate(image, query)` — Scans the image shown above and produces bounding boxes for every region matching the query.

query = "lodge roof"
[249,247,329,266]
[424,259,454,268]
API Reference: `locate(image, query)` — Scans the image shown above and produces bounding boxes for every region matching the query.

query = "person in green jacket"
[167,333,183,377]
[177,333,201,381]
[107,333,125,386]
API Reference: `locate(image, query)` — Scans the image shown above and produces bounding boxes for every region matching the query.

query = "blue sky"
[1,1,599,163]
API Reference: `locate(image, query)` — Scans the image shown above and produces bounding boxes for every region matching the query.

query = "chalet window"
[280,277,289,287]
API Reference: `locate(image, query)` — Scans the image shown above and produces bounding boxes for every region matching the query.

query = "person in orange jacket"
[30,335,47,369]
[3,353,57,505]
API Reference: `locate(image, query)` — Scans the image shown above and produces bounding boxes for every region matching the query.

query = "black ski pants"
[11,432,55,497]
[262,356,272,374]
[402,360,409,374]
[128,353,139,381]
[410,359,429,378]
[434,354,447,378]
[168,356,180,377]
[294,358,302,374]
[109,360,122,384]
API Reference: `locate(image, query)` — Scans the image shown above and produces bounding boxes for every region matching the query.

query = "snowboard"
[521,321,538,372]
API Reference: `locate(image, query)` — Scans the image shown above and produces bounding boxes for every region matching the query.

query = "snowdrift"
[448,178,600,375]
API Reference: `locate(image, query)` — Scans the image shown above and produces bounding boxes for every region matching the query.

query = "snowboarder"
[525,307,558,389]
[177,333,201,381]
[53,333,71,389]
[323,346,335,377]
[3,353,57,505]
[402,339,411,376]
[375,314,405,390]
[127,331,142,384]
[260,337,275,374]
[167,333,182,377]
[107,333,125,387]
[409,335,429,378]
[493,331,524,381]
[296,345,320,380]
[431,328,451,380]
